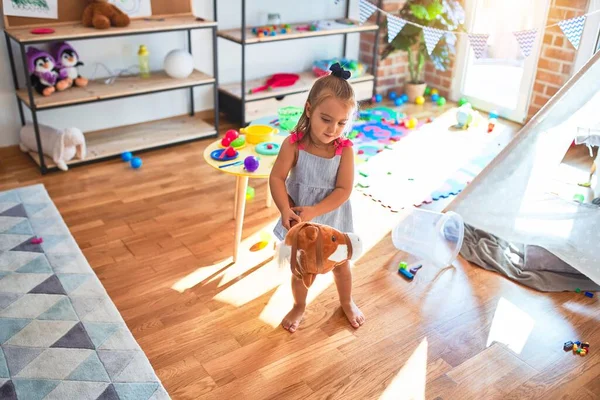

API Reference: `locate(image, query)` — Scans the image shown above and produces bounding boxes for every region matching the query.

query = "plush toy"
[277,222,363,288]
[26,47,70,96]
[52,42,88,88]
[20,123,86,171]
[82,0,130,30]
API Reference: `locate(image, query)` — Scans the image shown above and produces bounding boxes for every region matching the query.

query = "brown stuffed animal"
[82,0,130,30]
[278,222,363,288]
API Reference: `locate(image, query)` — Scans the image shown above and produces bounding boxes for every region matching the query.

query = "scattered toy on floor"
[373,94,383,103]
[409,264,423,274]
[121,152,133,162]
[246,186,255,200]
[458,97,469,106]
[398,266,414,280]
[437,97,446,106]
[30,237,43,245]
[389,91,398,100]
[424,87,431,96]
[415,96,425,105]
[431,93,440,102]
[131,157,142,169]
[394,97,404,106]
[430,88,438,95]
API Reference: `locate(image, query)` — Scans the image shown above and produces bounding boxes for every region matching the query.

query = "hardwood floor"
[0,108,598,400]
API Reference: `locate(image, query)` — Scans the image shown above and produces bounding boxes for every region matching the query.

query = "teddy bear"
[82,0,130,30]
[20,124,86,171]
[277,222,363,288]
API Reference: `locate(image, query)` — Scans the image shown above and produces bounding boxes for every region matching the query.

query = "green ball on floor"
[437,97,447,106]
[458,97,468,106]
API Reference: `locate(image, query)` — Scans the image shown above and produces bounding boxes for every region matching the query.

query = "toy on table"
[278,106,303,131]
[458,97,469,106]
[249,73,299,94]
[240,125,278,144]
[20,123,86,171]
[415,96,425,105]
[277,221,362,288]
[312,58,366,78]
[456,103,475,129]
[487,110,498,133]
[82,0,130,29]
[52,42,88,89]
[211,148,239,161]
[26,48,66,96]
[244,156,260,172]
[221,130,246,149]
[256,142,281,156]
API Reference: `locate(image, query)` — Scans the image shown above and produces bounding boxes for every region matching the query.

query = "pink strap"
[290,132,305,150]
[335,138,353,155]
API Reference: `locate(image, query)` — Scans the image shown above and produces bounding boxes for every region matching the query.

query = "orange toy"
[278,222,363,288]
[82,0,130,30]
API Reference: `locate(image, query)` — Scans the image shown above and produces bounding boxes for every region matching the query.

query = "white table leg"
[233,176,249,263]
[234,176,239,219]
[266,178,273,208]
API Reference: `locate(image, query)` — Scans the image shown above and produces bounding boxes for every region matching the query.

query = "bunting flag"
[468,33,489,59]
[423,27,445,55]
[387,14,406,43]
[558,15,586,49]
[513,29,537,57]
[359,0,378,24]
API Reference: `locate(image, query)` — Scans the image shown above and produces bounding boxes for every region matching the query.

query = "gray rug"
[0,184,169,400]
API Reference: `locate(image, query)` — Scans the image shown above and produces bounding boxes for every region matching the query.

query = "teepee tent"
[445,51,600,289]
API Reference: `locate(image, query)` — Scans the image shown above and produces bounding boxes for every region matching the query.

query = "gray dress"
[273,149,354,241]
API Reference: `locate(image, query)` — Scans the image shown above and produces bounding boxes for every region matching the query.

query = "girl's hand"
[281,208,301,230]
[291,206,318,222]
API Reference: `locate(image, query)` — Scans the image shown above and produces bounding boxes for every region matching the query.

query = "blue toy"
[244,156,260,172]
[374,94,382,103]
[130,157,142,169]
[400,94,408,102]
[489,110,499,119]
[431,93,440,102]
[394,97,404,106]
[121,152,133,162]
[398,267,414,280]
[389,91,398,100]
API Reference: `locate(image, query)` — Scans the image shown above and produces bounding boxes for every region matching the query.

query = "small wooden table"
[203,136,284,262]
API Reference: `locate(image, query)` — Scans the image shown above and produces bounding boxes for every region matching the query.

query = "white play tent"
[446,51,600,288]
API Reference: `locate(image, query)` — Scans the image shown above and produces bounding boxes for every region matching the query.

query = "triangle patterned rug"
[0,184,169,400]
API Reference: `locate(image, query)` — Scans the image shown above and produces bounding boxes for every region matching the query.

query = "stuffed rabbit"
[20,124,86,171]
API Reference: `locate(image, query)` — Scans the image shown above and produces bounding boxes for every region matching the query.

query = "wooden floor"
[0,108,599,400]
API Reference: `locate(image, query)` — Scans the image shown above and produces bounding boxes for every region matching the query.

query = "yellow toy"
[415,96,425,105]
[431,88,439,95]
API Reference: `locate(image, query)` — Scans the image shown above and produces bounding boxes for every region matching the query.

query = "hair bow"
[329,62,351,80]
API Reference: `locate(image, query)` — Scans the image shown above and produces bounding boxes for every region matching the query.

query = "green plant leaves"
[409,4,429,20]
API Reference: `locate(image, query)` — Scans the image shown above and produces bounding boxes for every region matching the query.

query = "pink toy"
[31,237,43,244]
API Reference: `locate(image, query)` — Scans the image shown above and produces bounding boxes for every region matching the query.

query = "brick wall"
[358,0,455,98]
[528,0,589,119]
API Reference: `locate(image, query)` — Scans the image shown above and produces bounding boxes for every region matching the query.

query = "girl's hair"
[293,74,357,137]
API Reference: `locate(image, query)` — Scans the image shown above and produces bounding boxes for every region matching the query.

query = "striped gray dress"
[273,148,354,241]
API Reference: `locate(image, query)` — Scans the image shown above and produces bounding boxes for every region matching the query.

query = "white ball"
[163,49,194,79]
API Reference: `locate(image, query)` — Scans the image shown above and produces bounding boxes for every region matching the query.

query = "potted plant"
[381,0,465,101]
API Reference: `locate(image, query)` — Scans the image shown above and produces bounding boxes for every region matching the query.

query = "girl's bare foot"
[342,301,365,328]
[282,304,305,333]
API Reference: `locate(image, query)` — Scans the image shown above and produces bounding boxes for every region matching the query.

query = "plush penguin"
[26,47,67,96]
[52,42,88,88]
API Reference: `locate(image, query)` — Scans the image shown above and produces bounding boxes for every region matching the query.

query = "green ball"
[424,87,431,96]
[437,97,446,106]
[458,97,468,106]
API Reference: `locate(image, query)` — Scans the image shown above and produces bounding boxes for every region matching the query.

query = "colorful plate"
[211,148,239,161]
[255,142,281,156]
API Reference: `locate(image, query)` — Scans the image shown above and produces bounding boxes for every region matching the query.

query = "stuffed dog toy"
[278,222,363,288]
[20,124,86,171]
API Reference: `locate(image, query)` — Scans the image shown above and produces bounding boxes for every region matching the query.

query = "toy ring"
[255,142,280,156]
[210,148,239,162]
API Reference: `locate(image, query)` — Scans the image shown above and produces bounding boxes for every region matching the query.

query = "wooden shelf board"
[217,20,378,44]
[219,71,375,101]
[6,15,217,43]
[28,114,216,169]
[18,70,215,109]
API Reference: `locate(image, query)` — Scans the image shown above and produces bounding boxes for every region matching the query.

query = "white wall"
[0,0,360,147]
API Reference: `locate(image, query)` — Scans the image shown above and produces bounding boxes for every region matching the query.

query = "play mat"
[250,105,504,211]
